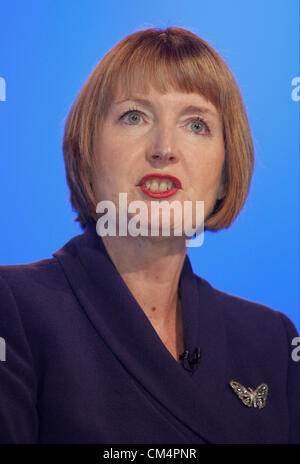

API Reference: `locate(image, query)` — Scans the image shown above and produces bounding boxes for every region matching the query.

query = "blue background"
[0,0,299,330]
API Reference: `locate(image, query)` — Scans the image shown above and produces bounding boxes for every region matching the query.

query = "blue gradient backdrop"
[0,0,299,329]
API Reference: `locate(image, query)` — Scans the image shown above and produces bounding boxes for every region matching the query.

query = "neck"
[101,234,187,331]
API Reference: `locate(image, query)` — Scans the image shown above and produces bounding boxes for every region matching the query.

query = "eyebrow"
[114,97,218,118]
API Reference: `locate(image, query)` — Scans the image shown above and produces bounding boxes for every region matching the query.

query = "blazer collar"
[53,222,233,443]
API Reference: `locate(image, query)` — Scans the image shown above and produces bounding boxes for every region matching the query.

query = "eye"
[119,108,143,125]
[119,109,211,135]
[188,118,210,135]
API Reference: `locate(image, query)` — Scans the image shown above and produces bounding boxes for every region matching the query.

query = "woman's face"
[92,85,225,238]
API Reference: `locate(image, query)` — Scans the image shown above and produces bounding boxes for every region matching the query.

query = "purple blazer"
[0,222,299,444]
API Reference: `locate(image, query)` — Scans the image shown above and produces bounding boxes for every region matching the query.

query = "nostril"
[151,152,175,161]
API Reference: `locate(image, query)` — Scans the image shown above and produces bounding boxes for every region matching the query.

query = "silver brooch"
[229,380,268,409]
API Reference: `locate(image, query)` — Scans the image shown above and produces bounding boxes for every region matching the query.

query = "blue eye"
[189,119,209,134]
[119,109,210,135]
[120,110,142,124]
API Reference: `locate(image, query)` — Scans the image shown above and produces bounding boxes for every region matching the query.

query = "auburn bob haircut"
[62,26,254,231]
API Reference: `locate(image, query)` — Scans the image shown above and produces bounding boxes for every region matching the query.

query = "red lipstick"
[136,173,182,199]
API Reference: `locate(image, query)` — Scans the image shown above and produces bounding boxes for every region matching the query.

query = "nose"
[150,150,177,163]
[146,124,179,165]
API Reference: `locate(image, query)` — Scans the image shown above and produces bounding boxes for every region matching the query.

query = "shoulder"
[0,257,68,300]
[0,257,74,336]
[0,253,83,376]
[0,256,62,278]
[195,273,299,347]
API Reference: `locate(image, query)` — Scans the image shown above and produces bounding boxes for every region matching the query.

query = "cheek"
[93,145,133,202]
[95,132,136,175]
[94,141,122,184]
[187,149,225,199]
[191,162,223,192]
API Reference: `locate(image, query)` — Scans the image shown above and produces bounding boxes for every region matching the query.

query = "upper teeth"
[143,179,175,192]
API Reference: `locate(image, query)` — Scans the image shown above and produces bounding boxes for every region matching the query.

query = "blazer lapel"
[53,223,236,443]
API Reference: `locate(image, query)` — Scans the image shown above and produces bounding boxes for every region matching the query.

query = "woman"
[0,27,299,444]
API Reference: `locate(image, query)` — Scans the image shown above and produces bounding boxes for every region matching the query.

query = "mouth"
[136,173,182,199]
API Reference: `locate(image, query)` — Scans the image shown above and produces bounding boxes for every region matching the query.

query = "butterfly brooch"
[229,380,268,409]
